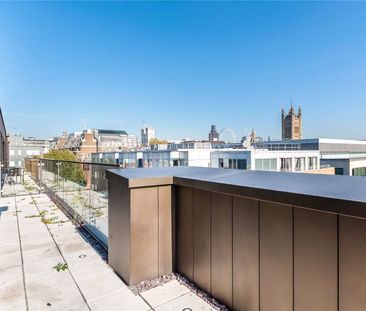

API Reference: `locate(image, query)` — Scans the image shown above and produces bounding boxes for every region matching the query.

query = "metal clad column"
[130,187,159,284]
[108,175,131,283]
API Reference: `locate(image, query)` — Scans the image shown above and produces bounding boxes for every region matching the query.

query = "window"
[280,158,292,172]
[352,167,366,176]
[237,159,247,170]
[228,159,237,169]
[18,150,22,156]
[335,168,344,175]
[26,150,40,156]
[295,158,305,171]
[255,159,263,170]
[10,149,14,156]
[255,158,277,171]
[308,157,317,170]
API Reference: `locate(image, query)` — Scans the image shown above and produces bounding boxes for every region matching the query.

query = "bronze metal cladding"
[108,174,131,283]
[193,189,211,293]
[294,208,337,311]
[175,186,194,281]
[211,192,233,308]
[158,186,173,275]
[106,167,366,310]
[260,201,293,311]
[339,215,366,311]
[233,196,259,311]
[130,187,159,284]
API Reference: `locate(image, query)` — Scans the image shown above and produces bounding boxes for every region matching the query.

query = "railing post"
[88,163,92,225]
[56,161,61,194]
[38,161,44,193]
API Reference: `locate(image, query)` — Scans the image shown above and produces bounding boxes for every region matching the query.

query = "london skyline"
[1,2,366,140]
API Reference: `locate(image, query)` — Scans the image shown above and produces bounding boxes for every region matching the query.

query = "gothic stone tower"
[281,104,302,140]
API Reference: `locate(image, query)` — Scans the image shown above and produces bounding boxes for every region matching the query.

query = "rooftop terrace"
[6,159,366,311]
[0,174,215,310]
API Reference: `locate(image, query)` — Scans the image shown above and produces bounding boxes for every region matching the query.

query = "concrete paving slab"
[0,298,27,311]
[23,256,66,276]
[77,270,128,301]
[88,289,151,311]
[0,242,20,256]
[0,265,23,284]
[0,277,25,305]
[26,270,75,298]
[22,244,61,265]
[52,231,86,244]
[0,252,22,269]
[68,258,112,282]
[141,280,190,307]
[155,292,214,311]
[20,231,52,243]
[62,247,101,266]
[57,240,94,255]
[27,281,88,311]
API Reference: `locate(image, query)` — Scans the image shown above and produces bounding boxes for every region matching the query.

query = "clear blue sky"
[1,2,366,141]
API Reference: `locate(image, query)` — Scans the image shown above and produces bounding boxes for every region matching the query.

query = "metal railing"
[25,158,120,248]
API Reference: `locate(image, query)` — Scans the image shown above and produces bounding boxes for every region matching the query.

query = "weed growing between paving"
[53,262,68,272]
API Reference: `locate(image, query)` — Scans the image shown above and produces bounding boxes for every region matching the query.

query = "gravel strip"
[130,272,228,310]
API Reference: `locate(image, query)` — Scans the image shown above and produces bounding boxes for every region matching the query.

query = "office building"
[57,129,140,161]
[8,134,49,167]
[255,138,366,176]
[210,149,323,173]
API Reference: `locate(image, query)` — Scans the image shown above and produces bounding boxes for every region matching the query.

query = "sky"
[1,1,366,141]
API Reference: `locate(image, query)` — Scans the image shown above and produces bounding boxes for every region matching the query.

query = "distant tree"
[149,138,168,145]
[43,149,86,185]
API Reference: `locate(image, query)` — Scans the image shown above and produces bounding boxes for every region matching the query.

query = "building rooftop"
[96,129,128,136]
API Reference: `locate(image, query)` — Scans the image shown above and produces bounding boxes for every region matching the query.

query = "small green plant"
[53,262,68,272]
[25,214,40,219]
[91,208,104,218]
[24,183,35,192]
[41,216,59,225]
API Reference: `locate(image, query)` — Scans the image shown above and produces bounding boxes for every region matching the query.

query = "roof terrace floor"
[0,175,214,311]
